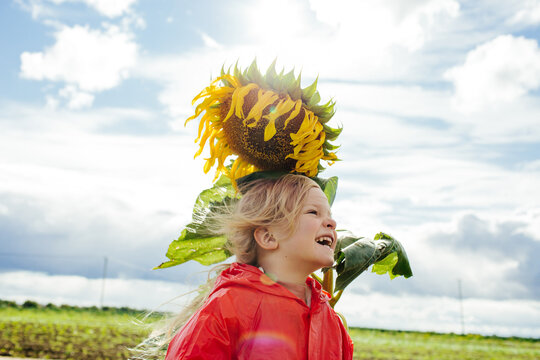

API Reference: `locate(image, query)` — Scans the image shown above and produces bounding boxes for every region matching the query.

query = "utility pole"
[100,256,108,309]
[458,279,465,335]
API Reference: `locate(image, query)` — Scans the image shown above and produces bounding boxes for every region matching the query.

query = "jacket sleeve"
[165,294,237,360]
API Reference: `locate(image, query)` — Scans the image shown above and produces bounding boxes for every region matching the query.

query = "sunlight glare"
[246,0,309,45]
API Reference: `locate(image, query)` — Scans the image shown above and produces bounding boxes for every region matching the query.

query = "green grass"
[0,301,156,360]
[349,328,539,360]
[0,301,538,360]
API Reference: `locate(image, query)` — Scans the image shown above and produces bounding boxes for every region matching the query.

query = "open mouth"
[315,236,334,248]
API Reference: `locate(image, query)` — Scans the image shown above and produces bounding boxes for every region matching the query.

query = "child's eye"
[307,210,318,215]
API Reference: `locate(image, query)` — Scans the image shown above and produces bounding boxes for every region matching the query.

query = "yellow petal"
[220,74,241,88]
[222,90,236,123]
[229,157,241,179]
[264,118,277,141]
[194,126,212,157]
[263,97,296,123]
[195,113,211,142]
[235,83,258,118]
[203,159,213,173]
[208,129,219,155]
[283,100,302,128]
[244,89,279,125]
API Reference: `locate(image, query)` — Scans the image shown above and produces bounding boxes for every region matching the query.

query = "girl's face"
[273,186,338,272]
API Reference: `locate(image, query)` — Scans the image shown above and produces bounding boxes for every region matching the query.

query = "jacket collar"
[212,262,329,306]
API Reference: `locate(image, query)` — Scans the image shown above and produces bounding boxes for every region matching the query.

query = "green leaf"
[374,232,413,279]
[154,175,237,269]
[334,237,381,291]
[285,71,302,98]
[307,91,321,107]
[281,69,297,90]
[323,124,342,141]
[195,174,235,207]
[302,76,318,101]
[233,61,247,85]
[334,233,413,291]
[220,65,231,87]
[311,99,335,120]
[289,72,302,100]
[265,59,278,89]
[323,142,341,151]
[245,59,266,87]
[371,252,399,279]
[154,230,231,269]
[312,176,338,205]
[334,233,363,258]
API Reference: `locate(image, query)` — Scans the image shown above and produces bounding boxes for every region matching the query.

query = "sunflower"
[185,60,341,183]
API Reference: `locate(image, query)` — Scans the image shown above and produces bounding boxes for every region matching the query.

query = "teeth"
[316,236,333,247]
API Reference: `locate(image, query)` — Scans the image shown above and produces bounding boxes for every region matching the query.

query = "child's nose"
[325,217,337,229]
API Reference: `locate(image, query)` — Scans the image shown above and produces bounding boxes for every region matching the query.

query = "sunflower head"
[186,60,341,183]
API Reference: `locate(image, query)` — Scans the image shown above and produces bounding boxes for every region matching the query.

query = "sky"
[0,0,539,338]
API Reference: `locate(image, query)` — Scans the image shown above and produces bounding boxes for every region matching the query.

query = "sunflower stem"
[335,311,349,331]
[310,272,323,285]
[322,268,334,297]
[329,289,343,308]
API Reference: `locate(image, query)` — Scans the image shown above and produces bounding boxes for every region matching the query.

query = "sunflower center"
[221,89,304,171]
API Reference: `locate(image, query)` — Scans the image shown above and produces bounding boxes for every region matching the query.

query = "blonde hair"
[224,174,320,265]
[131,174,320,359]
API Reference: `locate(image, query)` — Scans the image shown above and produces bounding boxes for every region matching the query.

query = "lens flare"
[237,331,296,355]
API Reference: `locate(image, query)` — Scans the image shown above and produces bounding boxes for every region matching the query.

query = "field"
[349,328,539,360]
[0,300,154,360]
[0,300,538,360]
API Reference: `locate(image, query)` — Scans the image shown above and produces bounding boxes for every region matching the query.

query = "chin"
[320,257,334,268]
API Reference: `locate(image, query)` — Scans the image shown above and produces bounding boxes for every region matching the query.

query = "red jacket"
[165,263,353,360]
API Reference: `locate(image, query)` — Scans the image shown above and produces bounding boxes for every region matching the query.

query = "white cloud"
[333,151,540,231]
[134,53,247,120]
[58,85,95,109]
[0,271,193,311]
[133,43,540,148]
[444,35,540,112]
[199,31,222,50]
[1,270,538,337]
[243,0,315,44]
[81,0,137,18]
[520,159,540,172]
[50,0,137,18]
[120,11,146,30]
[0,103,209,254]
[322,77,540,144]
[517,207,540,241]
[45,95,60,110]
[15,0,56,19]
[133,0,461,91]
[411,214,538,297]
[20,24,138,92]
[309,0,460,52]
[16,0,137,19]
[336,292,540,337]
[509,0,540,25]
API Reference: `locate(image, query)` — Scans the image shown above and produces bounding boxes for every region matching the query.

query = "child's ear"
[254,227,278,250]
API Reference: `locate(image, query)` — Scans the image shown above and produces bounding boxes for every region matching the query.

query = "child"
[133,62,356,360]
[163,174,353,359]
